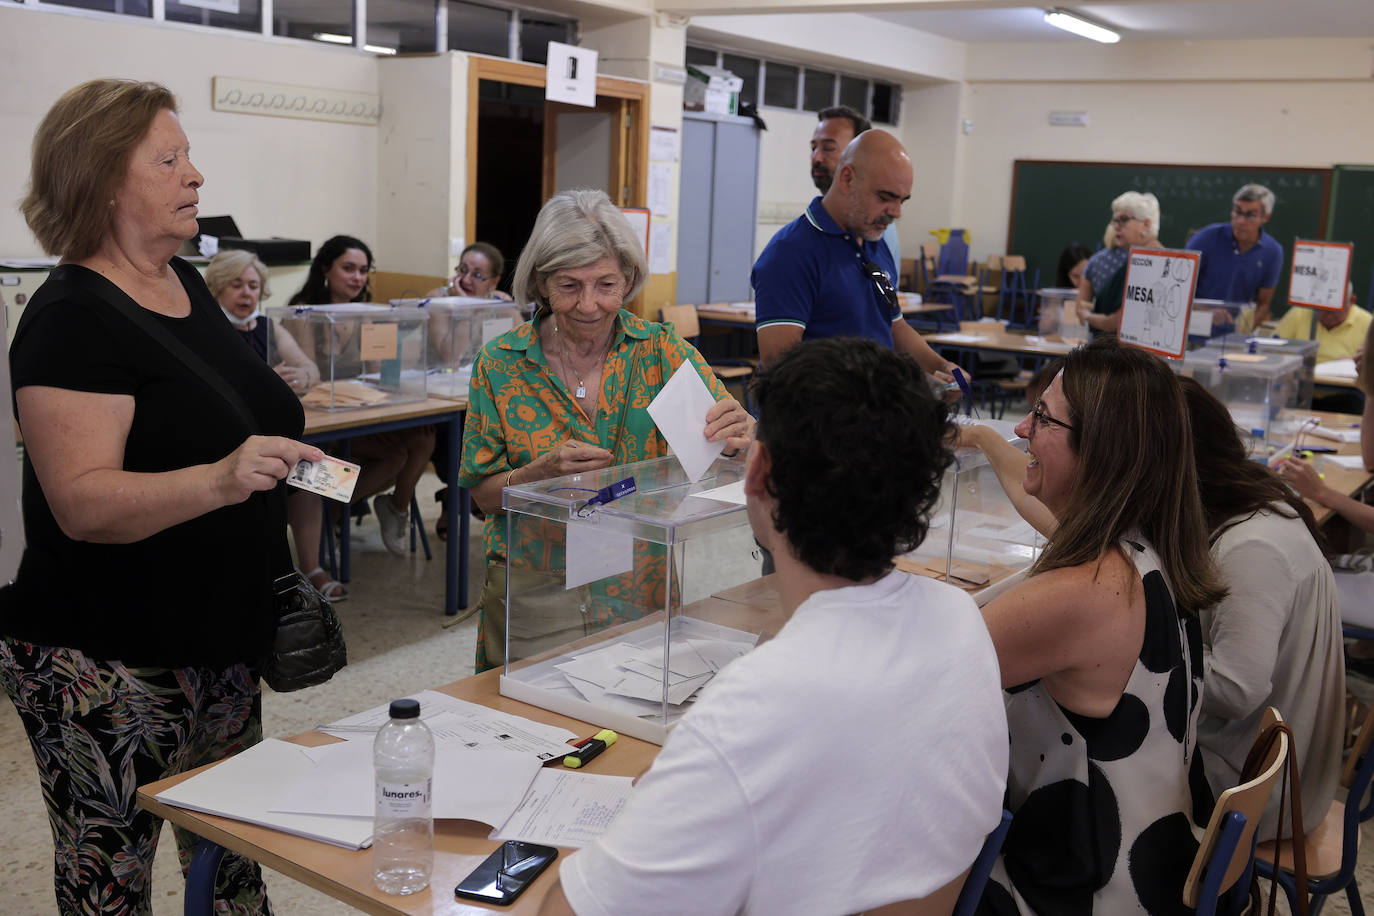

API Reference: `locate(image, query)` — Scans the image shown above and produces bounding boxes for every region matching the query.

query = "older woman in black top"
[0,79,319,913]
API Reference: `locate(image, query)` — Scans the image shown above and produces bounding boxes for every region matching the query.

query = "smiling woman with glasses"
[1075,190,1161,337]
[429,241,513,301]
[973,336,1226,912]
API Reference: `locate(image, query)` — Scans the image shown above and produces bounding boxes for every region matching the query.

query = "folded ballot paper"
[155,690,585,849]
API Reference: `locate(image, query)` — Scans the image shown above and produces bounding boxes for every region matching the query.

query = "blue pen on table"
[563,729,617,768]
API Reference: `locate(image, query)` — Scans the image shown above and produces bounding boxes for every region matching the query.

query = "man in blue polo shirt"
[1186,184,1285,327]
[751,129,955,381]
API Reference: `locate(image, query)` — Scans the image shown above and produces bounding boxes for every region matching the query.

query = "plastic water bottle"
[373,698,434,895]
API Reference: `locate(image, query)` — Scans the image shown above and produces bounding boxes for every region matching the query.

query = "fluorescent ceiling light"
[1043,9,1120,43]
[311,33,397,54]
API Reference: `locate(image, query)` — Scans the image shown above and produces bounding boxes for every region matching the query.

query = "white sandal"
[305,566,348,602]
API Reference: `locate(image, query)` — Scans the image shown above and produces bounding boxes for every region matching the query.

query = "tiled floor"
[1,471,1372,913]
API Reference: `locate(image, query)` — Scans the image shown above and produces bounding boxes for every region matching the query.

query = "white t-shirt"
[559,570,1009,916]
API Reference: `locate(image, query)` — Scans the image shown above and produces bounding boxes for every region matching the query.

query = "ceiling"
[866,0,1374,42]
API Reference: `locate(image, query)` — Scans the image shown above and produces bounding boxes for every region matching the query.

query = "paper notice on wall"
[1117,247,1199,360]
[649,223,673,275]
[649,125,679,162]
[648,163,674,216]
[1288,240,1353,310]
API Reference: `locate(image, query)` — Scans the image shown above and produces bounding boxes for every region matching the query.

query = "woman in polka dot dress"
[977,337,1228,914]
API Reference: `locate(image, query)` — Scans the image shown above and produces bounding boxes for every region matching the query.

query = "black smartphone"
[454,840,558,905]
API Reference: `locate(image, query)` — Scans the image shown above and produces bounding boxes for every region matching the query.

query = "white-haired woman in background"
[457,189,754,671]
[1076,191,1161,335]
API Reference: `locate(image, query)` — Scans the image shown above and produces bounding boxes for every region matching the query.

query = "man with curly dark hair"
[542,337,1009,916]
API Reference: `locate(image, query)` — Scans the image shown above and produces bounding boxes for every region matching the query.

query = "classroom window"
[872,83,901,125]
[839,76,868,114]
[274,0,353,46]
[366,0,436,54]
[762,61,799,109]
[519,15,573,64]
[721,54,759,108]
[447,1,511,56]
[802,70,835,112]
[685,45,718,69]
[42,0,150,15]
[165,0,259,32]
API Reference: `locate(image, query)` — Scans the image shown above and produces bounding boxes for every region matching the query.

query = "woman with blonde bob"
[1,79,317,913]
[458,189,754,671]
[978,337,1227,913]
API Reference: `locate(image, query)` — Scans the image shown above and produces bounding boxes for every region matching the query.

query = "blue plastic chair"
[952,809,1013,916]
[1256,700,1374,915]
[994,258,1034,328]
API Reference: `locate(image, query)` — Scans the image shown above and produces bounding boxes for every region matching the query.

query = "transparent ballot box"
[1036,288,1088,342]
[390,296,524,400]
[1199,336,1318,410]
[499,455,769,745]
[1171,348,1308,459]
[897,437,1043,607]
[266,303,427,410]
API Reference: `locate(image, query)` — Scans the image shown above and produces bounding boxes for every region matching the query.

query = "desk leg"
[445,413,463,615]
[184,838,226,916]
[340,439,352,583]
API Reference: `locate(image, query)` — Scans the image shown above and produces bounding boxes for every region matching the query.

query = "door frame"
[465,57,650,246]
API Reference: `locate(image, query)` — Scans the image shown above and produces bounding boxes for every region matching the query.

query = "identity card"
[287,455,360,503]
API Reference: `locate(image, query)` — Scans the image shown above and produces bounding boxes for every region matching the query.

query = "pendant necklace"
[554,317,604,400]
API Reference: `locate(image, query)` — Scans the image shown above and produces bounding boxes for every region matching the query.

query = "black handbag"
[86,263,347,690]
[266,570,348,691]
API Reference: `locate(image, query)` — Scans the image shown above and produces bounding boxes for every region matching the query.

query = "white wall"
[0,6,380,262]
[956,38,1374,266]
[377,54,457,277]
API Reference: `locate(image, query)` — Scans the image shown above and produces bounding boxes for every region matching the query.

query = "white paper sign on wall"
[1288,239,1353,311]
[546,41,599,108]
[1117,247,1199,360]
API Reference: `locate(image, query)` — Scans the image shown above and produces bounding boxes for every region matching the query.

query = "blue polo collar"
[802,197,849,238]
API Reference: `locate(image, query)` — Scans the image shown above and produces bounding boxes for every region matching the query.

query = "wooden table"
[139,582,784,915]
[139,670,658,915]
[696,298,953,329]
[923,327,1080,362]
[303,397,470,615]
[1294,409,1372,527]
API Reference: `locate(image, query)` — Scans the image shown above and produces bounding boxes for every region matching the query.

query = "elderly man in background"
[1275,282,1370,412]
[1187,183,1285,328]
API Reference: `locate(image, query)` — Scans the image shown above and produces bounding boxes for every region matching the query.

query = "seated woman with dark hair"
[1055,242,1092,290]
[977,337,1226,913]
[289,235,435,556]
[1179,376,1344,838]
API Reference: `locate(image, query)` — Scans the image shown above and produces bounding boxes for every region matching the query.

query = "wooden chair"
[1183,707,1289,916]
[994,256,1035,328]
[1256,700,1374,915]
[660,305,755,410]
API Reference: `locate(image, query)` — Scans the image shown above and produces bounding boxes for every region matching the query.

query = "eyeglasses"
[1110,214,1137,227]
[860,259,899,311]
[1231,207,1265,222]
[1029,401,1076,434]
[456,264,489,282]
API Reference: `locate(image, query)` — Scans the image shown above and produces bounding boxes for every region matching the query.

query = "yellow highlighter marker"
[563,729,617,768]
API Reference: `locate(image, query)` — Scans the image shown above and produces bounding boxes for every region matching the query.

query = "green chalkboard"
[1007,160,1331,316]
[1326,165,1374,308]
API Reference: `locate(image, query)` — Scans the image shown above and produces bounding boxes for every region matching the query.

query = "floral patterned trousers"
[0,638,273,915]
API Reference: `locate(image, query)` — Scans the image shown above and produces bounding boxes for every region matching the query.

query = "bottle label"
[376,779,432,819]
